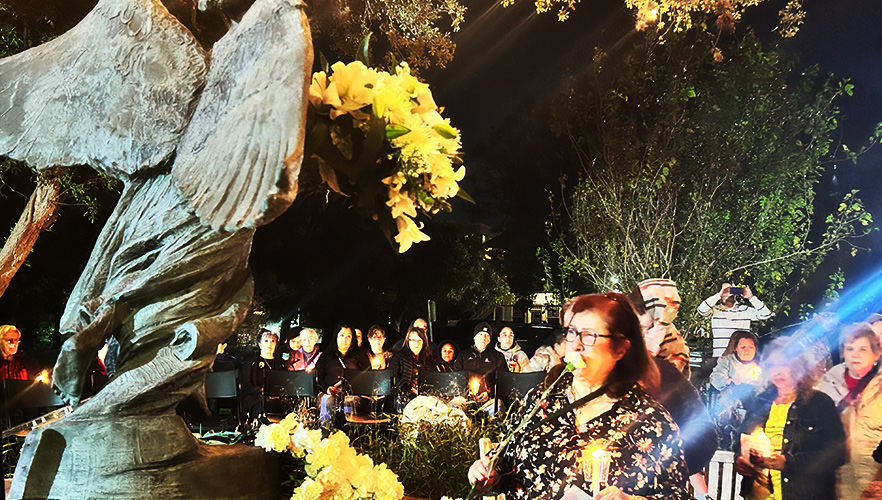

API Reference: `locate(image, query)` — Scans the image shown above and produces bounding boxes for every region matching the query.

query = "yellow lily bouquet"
[307,60,466,253]
[255,414,405,500]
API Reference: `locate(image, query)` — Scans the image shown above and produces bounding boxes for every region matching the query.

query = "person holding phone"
[697,282,772,358]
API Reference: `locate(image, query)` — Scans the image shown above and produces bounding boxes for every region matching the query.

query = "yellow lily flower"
[395,215,430,252]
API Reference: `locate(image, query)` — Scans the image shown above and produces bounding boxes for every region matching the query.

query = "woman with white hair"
[819,322,882,499]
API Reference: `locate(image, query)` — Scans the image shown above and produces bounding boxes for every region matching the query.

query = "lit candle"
[35,369,50,384]
[469,377,481,396]
[754,431,771,458]
[370,355,382,370]
[591,448,604,497]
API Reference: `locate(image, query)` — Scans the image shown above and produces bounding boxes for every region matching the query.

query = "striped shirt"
[697,293,772,357]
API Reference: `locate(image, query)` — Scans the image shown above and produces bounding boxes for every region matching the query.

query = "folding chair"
[495,371,545,413]
[3,379,66,437]
[264,370,316,422]
[342,369,392,425]
[190,370,240,433]
[419,371,468,398]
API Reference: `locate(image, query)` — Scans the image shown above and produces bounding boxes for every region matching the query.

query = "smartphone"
[729,287,744,296]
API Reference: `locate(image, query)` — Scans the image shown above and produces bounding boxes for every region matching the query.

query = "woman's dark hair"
[367,325,386,339]
[331,325,354,353]
[721,331,758,358]
[434,339,460,360]
[405,326,434,365]
[558,292,659,396]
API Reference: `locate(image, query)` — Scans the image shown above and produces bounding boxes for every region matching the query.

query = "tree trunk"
[0,177,61,298]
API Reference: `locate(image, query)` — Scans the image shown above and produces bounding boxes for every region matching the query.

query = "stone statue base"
[9,414,278,500]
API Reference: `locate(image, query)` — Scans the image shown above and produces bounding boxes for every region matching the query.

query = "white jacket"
[819,362,882,499]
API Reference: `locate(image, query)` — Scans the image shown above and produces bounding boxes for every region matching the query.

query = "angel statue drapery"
[0,0,312,497]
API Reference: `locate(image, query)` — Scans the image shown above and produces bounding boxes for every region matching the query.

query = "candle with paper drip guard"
[469,377,481,396]
[754,430,771,457]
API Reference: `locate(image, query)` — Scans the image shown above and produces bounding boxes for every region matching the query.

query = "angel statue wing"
[171,0,312,231]
[0,0,311,416]
[0,0,207,178]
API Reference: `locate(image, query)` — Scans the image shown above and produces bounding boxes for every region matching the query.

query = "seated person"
[239,329,282,423]
[366,325,393,370]
[496,326,529,372]
[460,322,508,407]
[287,327,322,371]
[280,331,301,366]
[526,331,566,373]
[434,340,461,372]
[0,325,38,380]
[314,325,368,426]
[389,327,434,412]
[212,339,237,372]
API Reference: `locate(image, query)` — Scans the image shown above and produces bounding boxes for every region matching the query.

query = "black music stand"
[419,371,468,398]
[342,369,392,425]
[495,371,545,413]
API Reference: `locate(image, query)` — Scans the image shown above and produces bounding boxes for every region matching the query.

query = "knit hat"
[473,322,492,337]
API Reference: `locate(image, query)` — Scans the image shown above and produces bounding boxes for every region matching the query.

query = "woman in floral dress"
[469,293,690,500]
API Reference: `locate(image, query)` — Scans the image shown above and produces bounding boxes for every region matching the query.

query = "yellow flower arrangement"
[256,415,405,500]
[308,60,467,253]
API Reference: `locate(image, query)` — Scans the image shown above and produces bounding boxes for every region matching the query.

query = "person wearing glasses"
[0,325,38,380]
[389,327,434,411]
[468,293,689,500]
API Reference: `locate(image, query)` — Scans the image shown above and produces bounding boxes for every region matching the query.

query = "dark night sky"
[2,0,881,341]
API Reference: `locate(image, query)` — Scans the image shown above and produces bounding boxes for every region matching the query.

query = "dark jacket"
[737,388,846,500]
[314,348,368,392]
[653,358,718,474]
[459,346,508,396]
[389,348,433,396]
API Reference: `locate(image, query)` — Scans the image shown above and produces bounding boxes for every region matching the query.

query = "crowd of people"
[4,277,882,500]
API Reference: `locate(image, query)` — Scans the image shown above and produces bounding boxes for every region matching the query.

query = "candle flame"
[370,356,382,370]
[35,370,50,384]
[591,447,605,458]
[469,378,481,395]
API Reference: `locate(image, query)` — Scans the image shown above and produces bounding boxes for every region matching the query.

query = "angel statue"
[0,0,311,496]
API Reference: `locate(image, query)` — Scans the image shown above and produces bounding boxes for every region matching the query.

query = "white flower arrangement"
[307,60,467,253]
[255,414,405,500]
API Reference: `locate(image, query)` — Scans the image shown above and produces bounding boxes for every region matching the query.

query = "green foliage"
[349,417,504,499]
[545,29,874,337]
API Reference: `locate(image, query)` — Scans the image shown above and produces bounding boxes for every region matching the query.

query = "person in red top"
[0,325,37,380]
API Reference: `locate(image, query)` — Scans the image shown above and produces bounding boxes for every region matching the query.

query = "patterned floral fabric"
[496,372,690,500]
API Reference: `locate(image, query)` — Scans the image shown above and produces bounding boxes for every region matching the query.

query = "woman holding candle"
[735,336,846,500]
[818,323,882,500]
[366,325,393,370]
[389,327,434,412]
[468,293,689,500]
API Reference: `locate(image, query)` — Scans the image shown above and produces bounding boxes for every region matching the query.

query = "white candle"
[591,448,604,497]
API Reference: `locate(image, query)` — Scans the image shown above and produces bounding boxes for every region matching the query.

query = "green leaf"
[386,124,411,140]
[456,187,476,204]
[433,123,458,139]
[359,32,372,66]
